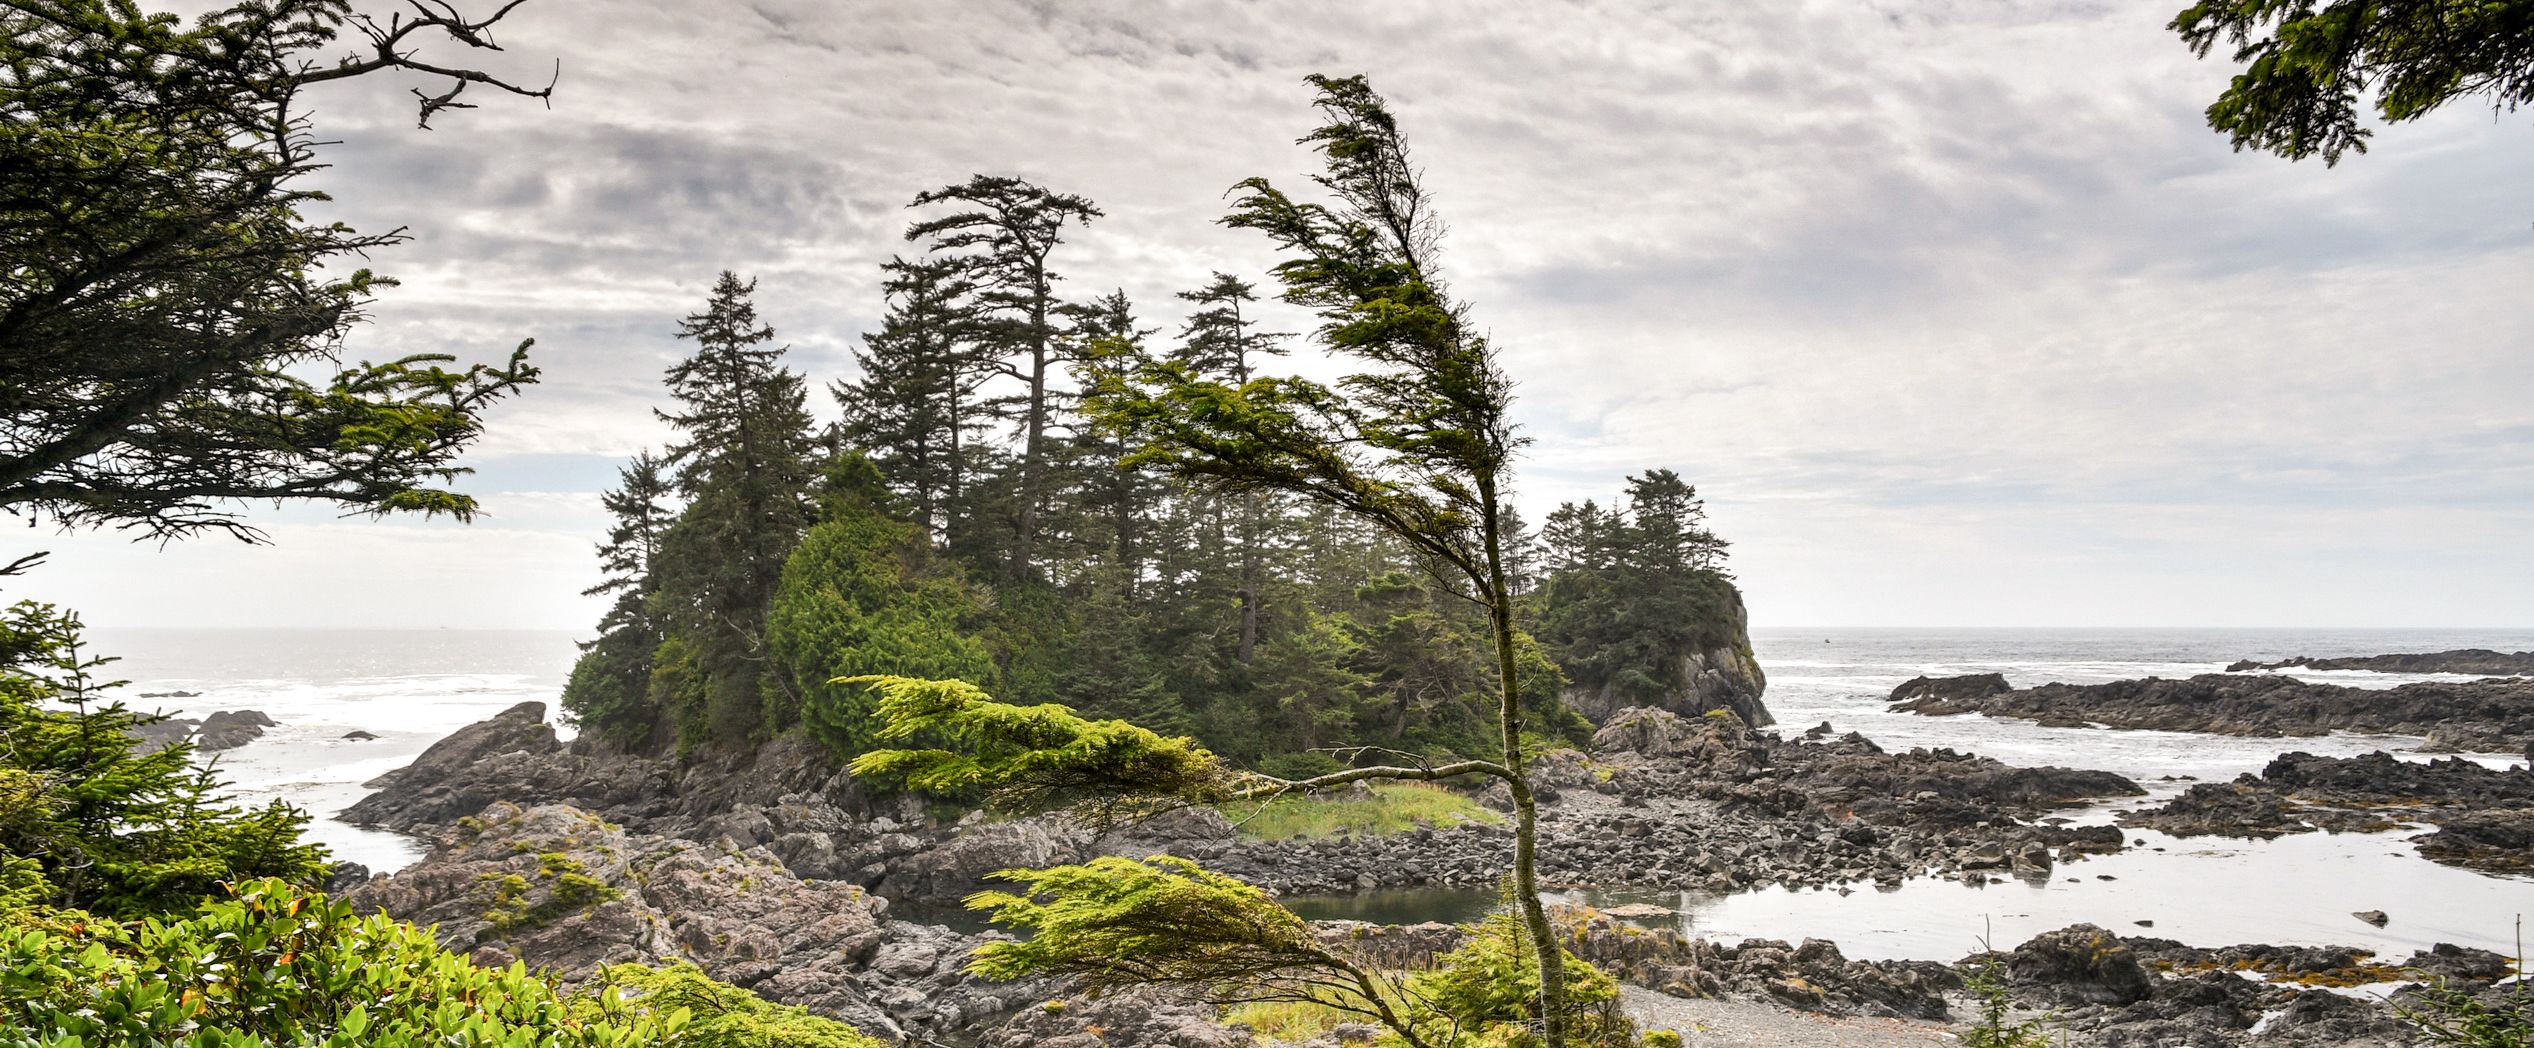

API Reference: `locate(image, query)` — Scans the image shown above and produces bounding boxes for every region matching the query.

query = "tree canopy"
[2174,0,2534,163]
[0,0,553,543]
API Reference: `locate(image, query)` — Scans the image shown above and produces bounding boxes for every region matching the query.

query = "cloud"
[45,0,2534,628]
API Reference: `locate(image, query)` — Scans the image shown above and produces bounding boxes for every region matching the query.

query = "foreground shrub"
[0,878,882,1048]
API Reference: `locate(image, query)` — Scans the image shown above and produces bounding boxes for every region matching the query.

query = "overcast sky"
[23,0,2534,630]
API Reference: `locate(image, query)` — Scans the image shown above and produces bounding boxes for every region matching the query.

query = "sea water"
[81,625,2534,959]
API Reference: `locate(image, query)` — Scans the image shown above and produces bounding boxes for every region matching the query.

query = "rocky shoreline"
[2227,649,2534,676]
[2126,750,2534,874]
[1889,672,2534,754]
[316,696,2534,1045]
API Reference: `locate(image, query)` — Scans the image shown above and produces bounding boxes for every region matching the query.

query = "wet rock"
[1887,673,2011,705]
[192,709,276,750]
[1892,673,2534,751]
[2227,649,2534,676]
[2128,750,2534,874]
[2353,910,2389,928]
[341,729,379,741]
[1996,924,2153,1006]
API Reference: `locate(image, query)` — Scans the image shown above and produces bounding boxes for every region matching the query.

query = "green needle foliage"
[845,675,1237,825]
[0,0,553,541]
[2174,0,2534,164]
[0,602,327,917]
[967,854,1439,1047]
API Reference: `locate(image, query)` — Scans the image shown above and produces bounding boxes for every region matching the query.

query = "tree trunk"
[1009,284,1049,580]
[1483,476,1567,1047]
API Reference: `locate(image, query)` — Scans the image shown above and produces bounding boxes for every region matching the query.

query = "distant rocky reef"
[126,708,274,752]
[2126,750,2534,875]
[1889,672,2534,754]
[2227,648,2534,676]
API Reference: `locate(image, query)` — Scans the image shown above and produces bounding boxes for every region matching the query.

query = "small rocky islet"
[329,650,2532,1047]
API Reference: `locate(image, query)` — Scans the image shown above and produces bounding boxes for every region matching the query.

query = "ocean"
[84,625,2534,961]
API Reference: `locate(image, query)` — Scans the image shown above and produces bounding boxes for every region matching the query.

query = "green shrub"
[586,961,886,1048]
[0,601,329,918]
[1958,953,2051,1048]
[1393,913,1636,1048]
[0,879,685,1047]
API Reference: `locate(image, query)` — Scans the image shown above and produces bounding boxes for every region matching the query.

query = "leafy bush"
[0,879,887,1048]
[0,879,683,1047]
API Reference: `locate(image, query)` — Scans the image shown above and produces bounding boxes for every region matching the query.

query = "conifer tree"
[562,450,675,750]
[650,272,819,749]
[836,256,998,550]
[862,74,1594,1046]
[905,176,1102,580]
[1175,273,1289,661]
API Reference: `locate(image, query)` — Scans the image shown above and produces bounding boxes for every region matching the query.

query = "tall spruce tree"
[1175,273,1289,661]
[1055,289,1163,592]
[650,272,819,750]
[905,176,1101,580]
[561,450,675,750]
[836,256,999,551]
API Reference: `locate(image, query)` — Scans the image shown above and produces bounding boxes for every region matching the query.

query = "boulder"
[1886,673,2011,705]
[1998,924,2154,1005]
[192,709,276,750]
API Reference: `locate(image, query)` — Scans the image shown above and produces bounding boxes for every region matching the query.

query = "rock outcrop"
[2126,750,2534,873]
[1560,589,1771,728]
[2227,649,2534,676]
[1891,673,2534,751]
[126,709,275,751]
[345,801,1047,1043]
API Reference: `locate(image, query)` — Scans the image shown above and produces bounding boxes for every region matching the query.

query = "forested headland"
[560,231,1760,774]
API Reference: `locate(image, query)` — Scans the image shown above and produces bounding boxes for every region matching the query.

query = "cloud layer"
[27,0,2534,629]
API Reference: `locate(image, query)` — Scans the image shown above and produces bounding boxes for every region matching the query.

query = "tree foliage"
[0,603,327,917]
[1530,471,1746,711]
[0,0,551,541]
[2174,0,2534,163]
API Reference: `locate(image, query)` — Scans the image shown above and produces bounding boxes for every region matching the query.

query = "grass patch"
[1223,999,1372,1045]
[1222,782,1501,841]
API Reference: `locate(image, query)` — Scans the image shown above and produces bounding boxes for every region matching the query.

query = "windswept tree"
[2174,0,2534,164]
[905,175,1102,579]
[0,0,554,547]
[854,75,1610,1046]
[650,272,819,749]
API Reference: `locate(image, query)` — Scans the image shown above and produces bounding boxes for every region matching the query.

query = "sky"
[20,0,2534,631]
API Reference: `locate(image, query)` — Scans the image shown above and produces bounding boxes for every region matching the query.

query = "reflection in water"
[1279,826,2533,963]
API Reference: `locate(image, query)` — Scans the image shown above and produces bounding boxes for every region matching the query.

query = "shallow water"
[90,627,580,869]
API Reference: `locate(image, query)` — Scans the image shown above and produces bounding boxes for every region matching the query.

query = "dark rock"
[192,709,276,750]
[2353,909,2388,928]
[324,862,371,892]
[1892,673,2534,751]
[342,730,379,741]
[2227,649,2534,676]
[1886,673,2011,704]
[2128,750,2534,874]
[1996,924,2154,1005]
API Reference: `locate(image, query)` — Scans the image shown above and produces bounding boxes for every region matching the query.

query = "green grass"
[1221,781,1501,841]
[1222,998,1375,1045]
